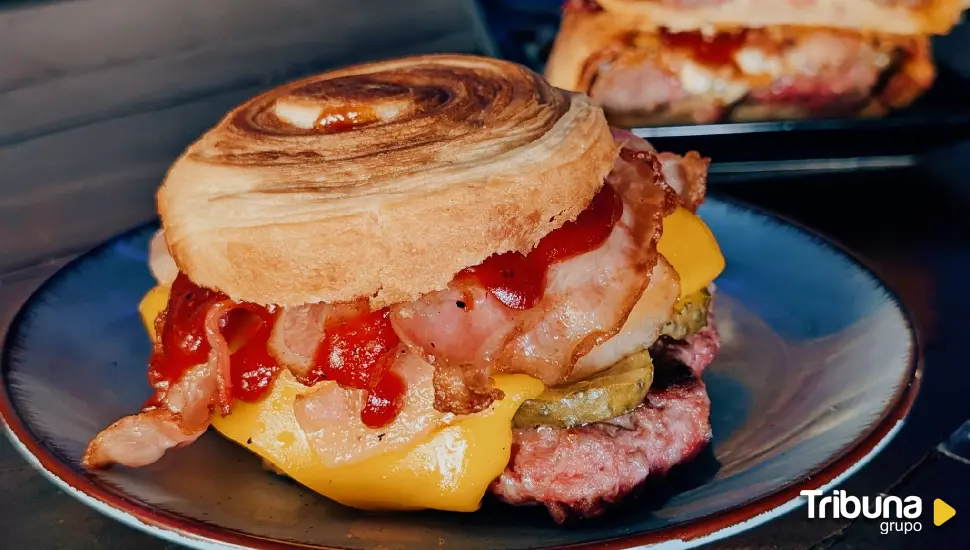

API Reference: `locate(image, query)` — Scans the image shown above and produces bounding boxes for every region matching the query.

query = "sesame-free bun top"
[158,54,618,308]
[593,0,966,36]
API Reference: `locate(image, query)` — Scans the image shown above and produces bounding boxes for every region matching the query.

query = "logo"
[800,490,956,534]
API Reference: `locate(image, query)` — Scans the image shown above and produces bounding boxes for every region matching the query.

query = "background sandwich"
[546,0,967,126]
[83,54,726,521]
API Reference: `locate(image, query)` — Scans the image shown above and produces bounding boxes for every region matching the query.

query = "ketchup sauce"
[306,308,405,428]
[227,310,282,402]
[458,184,624,310]
[305,309,399,388]
[360,370,407,429]
[660,30,748,68]
[146,183,623,428]
[147,273,280,407]
[149,275,405,427]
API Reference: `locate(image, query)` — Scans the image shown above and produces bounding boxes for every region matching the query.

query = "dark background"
[2,1,970,548]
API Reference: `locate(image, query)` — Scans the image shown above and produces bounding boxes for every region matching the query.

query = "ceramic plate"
[0,198,919,550]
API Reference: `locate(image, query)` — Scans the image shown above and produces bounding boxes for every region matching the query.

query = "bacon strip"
[82,362,218,468]
[267,301,369,380]
[610,128,708,212]
[293,348,451,467]
[84,297,237,469]
[391,198,655,414]
[392,131,699,414]
[206,301,235,415]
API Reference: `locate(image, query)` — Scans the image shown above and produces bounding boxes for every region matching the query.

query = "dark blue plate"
[0,198,919,549]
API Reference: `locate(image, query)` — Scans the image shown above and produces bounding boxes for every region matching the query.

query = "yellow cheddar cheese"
[658,207,725,297]
[139,284,170,341]
[138,283,543,512]
[212,371,543,512]
[134,206,721,512]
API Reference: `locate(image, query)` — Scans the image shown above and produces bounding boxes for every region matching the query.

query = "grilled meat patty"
[491,363,713,522]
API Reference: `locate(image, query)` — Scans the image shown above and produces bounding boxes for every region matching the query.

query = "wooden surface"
[3,1,970,549]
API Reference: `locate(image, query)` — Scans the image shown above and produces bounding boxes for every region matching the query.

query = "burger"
[82,54,725,522]
[545,0,967,126]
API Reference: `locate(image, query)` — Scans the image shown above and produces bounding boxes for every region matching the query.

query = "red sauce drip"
[360,371,407,428]
[147,273,281,408]
[148,274,220,389]
[226,308,281,402]
[457,184,623,310]
[660,30,748,68]
[308,308,405,428]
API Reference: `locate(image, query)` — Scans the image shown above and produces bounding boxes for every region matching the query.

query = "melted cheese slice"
[658,207,725,297]
[138,287,543,511]
[213,371,542,512]
[135,206,721,512]
[139,284,170,341]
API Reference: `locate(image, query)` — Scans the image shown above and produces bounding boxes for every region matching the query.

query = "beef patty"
[490,362,713,522]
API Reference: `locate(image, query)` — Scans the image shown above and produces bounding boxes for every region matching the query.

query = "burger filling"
[83,129,726,518]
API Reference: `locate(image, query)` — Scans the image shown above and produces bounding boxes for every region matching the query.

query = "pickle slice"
[661,289,711,341]
[512,351,654,429]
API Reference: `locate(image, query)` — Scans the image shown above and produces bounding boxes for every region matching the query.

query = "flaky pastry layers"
[546,2,941,125]
[159,55,618,308]
[593,0,967,35]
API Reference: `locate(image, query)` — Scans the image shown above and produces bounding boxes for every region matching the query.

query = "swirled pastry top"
[158,55,618,308]
[588,0,966,35]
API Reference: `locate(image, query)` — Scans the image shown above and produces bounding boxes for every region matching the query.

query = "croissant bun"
[158,54,618,308]
[591,0,966,35]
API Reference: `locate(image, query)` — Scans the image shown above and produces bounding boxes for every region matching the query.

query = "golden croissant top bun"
[158,54,618,308]
[592,0,966,36]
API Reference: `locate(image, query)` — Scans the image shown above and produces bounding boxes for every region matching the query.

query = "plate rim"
[0,197,922,550]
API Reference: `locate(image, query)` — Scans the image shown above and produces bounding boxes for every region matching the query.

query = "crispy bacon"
[293,348,451,467]
[609,128,708,212]
[392,200,662,412]
[82,362,218,468]
[206,301,235,415]
[573,259,680,381]
[267,301,369,380]
[392,131,696,414]
[431,357,507,416]
[84,291,238,468]
[82,409,203,469]
[658,152,709,212]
